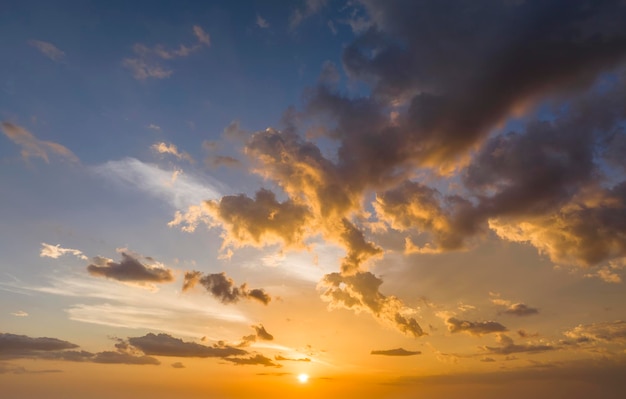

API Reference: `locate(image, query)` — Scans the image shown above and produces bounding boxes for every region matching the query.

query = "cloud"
[564,320,626,343]
[224,354,281,368]
[40,243,87,260]
[151,142,195,163]
[446,318,507,336]
[239,324,274,347]
[1,122,78,164]
[482,334,554,355]
[319,271,424,337]
[87,251,174,286]
[127,333,246,358]
[94,157,221,210]
[206,155,241,169]
[274,355,310,362]
[182,271,272,305]
[10,311,28,317]
[371,348,421,356]
[123,26,210,80]
[0,333,78,355]
[171,362,185,368]
[28,40,65,61]
[0,332,159,365]
[193,26,211,47]
[502,303,539,317]
[256,15,270,28]
[289,0,328,30]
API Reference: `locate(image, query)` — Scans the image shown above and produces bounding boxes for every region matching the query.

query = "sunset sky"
[2,1,626,398]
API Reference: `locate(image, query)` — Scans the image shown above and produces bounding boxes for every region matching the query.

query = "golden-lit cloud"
[182,271,272,305]
[319,271,424,337]
[1,122,78,164]
[87,251,174,287]
[481,334,554,355]
[151,142,195,163]
[40,243,87,260]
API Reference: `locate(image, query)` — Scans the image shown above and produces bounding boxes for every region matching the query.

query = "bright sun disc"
[298,373,309,383]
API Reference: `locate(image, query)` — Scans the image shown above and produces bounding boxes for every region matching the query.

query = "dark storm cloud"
[446,318,508,336]
[127,333,247,358]
[87,252,174,284]
[371,348,421,356]
[182,271,272,305]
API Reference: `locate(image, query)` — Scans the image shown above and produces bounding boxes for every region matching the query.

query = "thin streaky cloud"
[28,40,65,61]
[1,122,78,164]
[40,243,88,260]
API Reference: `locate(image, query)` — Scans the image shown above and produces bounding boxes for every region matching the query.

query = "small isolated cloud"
[127,333,246,358]
[1,122,78,164]
[482,334,554,355]
[124,26,210,80]
[206,155,241,169]
[28,40,65,61]
[40,243,87,260]
[370,348,421,356]
[502,303,539,317]
[87,251,174,286]
[10,311,28,317]
[225,354,281,368]
[171,362,185,368]
[446,318,507,336]
[256,15,270,28]
[182,271,272,305]
[239,324,275,347]
[147,124,162,131]
[151,142,195,163]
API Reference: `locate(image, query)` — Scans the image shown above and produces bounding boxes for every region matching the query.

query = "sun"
[297,373,309,384]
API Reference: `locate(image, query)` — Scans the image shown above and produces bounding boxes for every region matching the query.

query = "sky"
[1,1,626,398]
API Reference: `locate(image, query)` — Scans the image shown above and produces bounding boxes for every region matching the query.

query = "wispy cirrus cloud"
[93,157,222,210]
[123,25,210,80]
[1,122,78,164]
[28,40,65,61]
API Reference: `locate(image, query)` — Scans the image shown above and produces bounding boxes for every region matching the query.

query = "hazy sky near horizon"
[2,1,626,398]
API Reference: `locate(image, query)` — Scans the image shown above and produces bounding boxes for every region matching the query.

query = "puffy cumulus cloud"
[319,271,424,337]
[127,333,246,358]
[371,348,421,356]
[123,25,210,80]
[446,318,507,336]
[40,243,87,260]
[481,334,555,355]
[224,354,281,368]
[28,40,65,61]
[151,142,195,163]
[0,332,159,365]
[564,321,626,344]
[1,122,78,164]
[182,271,272,305]
[87,251,174,286]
